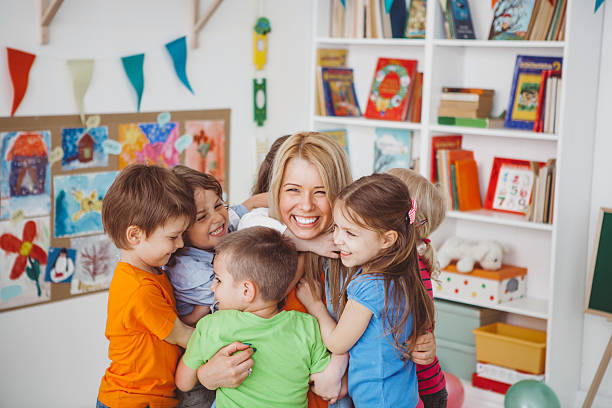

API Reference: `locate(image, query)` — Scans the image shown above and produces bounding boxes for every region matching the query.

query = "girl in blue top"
[297,173,435,408]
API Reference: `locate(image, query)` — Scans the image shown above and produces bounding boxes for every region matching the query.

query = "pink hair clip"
[408,197,417,225]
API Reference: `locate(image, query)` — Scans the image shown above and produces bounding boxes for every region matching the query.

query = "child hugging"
[296,173,435,408]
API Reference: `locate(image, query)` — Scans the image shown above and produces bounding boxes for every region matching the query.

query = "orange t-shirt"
[98,262,181,408]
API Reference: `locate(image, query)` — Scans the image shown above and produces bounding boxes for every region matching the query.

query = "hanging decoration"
[253,78,267,126]
[595,0,605,13]
[6,48,36,117]
[165,36,194,94]
[121,53,145,112]
[252,3,270,167]
[253,17,271,70]
[66,59,94,125]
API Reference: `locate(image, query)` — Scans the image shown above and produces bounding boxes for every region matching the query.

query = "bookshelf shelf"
[313,115,422,130]
[429,125,558,141]
[433,291,549,320]
[433,39,565,49]
[316,37,426,46]
[446,210,554,231]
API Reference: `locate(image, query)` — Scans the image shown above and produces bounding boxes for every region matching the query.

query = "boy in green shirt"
[175,226,332,408]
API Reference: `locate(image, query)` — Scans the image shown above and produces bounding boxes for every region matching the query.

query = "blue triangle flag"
[165,36,194,94]
[595,0,605,13]
[121,53,145,111]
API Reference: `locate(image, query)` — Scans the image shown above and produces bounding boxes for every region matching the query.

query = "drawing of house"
[77,132,94,163]
[6,132,48,197]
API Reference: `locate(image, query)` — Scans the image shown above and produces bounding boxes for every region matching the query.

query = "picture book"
[505,55,563,129]
[431,134,462,183]
[364,58,418,121]
[488,0,537,40]
[321,128,350,158]
[373,128,412,172]
[455,158,482,211]
[390,0,408,38]
[446,149,474,209]
[316,49,348,115]
[449,0,476,39]
[321,67,361,117]
[405,0,427,39]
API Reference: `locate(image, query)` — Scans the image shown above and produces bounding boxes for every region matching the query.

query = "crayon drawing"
[118,122,179,169]
[44,247,77,283]
[53,171,118,238]
[185,120,226,188]
[61,126,109,170]
[1,131,51,220]
[70,234,119,294]
[0,217,51,310]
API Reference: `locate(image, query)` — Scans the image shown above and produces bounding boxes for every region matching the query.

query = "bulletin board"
[585,207,612,319]
[0,109,230,313]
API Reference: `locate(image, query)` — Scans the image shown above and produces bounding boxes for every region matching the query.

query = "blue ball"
[504,380,561,408]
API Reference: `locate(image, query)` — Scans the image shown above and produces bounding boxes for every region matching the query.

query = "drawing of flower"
[0,220,47,280]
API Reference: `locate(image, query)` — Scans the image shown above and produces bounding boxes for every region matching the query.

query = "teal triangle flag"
[595,0,605,12]
[165,36,194,94]
[121,53,145,111]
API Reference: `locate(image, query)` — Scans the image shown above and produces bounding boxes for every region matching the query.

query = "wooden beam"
[38,0,64,45]
[191,0,224,49]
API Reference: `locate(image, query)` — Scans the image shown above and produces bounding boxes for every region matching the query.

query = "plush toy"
[438,236,507,273]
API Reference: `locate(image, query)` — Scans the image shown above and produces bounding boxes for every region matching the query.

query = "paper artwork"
[45,247,77,283]
[61,126,109,170]
[118,122,179,169]
[53,171,118,238]
[0,217,51,310]
[185,120,226,188]
[70,234,119,294]
[1,131,51,220]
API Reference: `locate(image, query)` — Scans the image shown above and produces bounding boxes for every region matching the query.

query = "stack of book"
[489,0,567,41]
[316,48,361,117]
[533,70,562,133]
[525,159,556,223]
[437,87,503,128]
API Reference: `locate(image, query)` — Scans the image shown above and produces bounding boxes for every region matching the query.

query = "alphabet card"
[118,122,179,169]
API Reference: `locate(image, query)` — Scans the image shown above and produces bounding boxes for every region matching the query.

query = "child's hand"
[285,229,340,258]
[410,332,436,365]
[196,342,255,390]
[296,278,323,312]
[309,370,342,402]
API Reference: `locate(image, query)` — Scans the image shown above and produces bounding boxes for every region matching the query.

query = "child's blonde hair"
[386,168,446,279]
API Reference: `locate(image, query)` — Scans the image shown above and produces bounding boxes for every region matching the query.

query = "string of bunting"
[5,36,194,122]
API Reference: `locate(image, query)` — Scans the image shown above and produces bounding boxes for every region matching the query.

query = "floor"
[461,379,505,407]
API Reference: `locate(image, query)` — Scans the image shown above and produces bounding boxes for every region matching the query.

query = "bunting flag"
[121,53,145,111]
[165,36,194,94]
[595,0,605,13]
[6,48,36,116]
[67,59,94,124]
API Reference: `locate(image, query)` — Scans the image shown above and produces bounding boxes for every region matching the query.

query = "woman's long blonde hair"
[386,168,446,279]
[268,131,353,297]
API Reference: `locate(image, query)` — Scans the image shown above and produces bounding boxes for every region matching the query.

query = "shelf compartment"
[313,115,422,130]
[316,37,426,46]
[433,291,549,319]
[429,125,558,141]
[446,210,554,231]
[433,39,565,49]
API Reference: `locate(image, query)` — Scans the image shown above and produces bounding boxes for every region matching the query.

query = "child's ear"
[242,280,257,303]
[126,225,143,246]
[380,230,398,249]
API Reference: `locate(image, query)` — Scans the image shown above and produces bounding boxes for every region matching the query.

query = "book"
[448,0,475,39]
[438,106,493,119]
[373,128,412,172]
[450,163,460,210]
[488,0,537,41]
[321,128,350,158]
[364,58,418,121]
[505,55,563,129]
[442,87,495,95]
[453,117,505,128]
[409,72,423,123]
[533,69,550,132]
[446,149,475,209]
[405,0,427,39]
[316,48,348,116]
[321,67,361,117]
[389,0,408,38]
[439,0,452,39]
[330,0,345,38]
[430,134,462,183]
[380,0,392,38]
[530,0,556,41]
[455,158,482,211]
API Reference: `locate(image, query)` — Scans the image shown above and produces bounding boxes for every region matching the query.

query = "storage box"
[435,263,527,304]
[436,337,476,381]
[476,362,545,384]
[472,322,546,374]
[434,299,502,347]
[472,373,512,394]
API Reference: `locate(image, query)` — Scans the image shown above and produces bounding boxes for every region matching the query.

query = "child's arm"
[241,192,268,210]
[175,358,198,391]
[164,317,195,348]
[309,352,349,402]
[179,305,211,327]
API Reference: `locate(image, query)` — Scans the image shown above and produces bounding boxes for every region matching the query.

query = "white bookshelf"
[309,0,602,404]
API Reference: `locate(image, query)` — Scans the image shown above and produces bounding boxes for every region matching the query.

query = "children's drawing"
[53,171,118,238]
[0,217,50,310]
[1,131,51,220]
[61,126,109,170]
[70,234,119,294]
[45,247,76,283]
[184,120,226,188]
[118,122,179,169]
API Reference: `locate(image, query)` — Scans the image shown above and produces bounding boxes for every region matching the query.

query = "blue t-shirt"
[346,270,418,408]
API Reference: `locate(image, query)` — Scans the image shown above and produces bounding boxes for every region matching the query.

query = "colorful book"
[450,163,460,210]
[373,128,412,172]
[316,49,348,116]
[455,158,482,211]
[320,128,350,158]
[488,0,537,40]
[431,135,462,183]
[364,58,418,121]
[446,149,475,209]
[321,67,361,117]
[405,0,427,39]
[505,55,563,129]
[449,0,475,39]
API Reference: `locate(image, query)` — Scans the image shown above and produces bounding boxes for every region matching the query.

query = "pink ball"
[444,371,465,408]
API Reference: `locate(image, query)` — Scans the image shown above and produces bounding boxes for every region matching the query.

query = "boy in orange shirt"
[97,164,197,408]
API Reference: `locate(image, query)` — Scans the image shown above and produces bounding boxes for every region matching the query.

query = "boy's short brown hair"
[171,165,222,199]
[102,164,196,249]
[215,226,298,302]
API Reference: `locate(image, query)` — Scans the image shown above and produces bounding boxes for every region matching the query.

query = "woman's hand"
[196,342,255,390]
[284,229,339,258]
[410,332,436,365]
[296,278,323,312]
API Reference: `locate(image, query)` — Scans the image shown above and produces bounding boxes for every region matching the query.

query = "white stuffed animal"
[438,237,507,273]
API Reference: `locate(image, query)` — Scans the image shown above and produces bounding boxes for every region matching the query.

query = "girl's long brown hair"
[335,173,435,357]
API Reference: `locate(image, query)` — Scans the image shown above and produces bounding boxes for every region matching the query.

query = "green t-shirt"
[183,309,330,408]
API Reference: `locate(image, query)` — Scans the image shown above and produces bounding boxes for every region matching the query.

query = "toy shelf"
[433,291,549,320]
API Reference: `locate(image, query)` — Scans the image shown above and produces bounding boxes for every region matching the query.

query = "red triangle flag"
[7,48,36,116]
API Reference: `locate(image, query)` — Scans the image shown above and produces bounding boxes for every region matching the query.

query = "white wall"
[0,1,312,406]
[578,4,612,408]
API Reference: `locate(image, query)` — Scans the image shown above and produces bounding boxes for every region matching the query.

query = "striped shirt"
[416,257,447,396]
